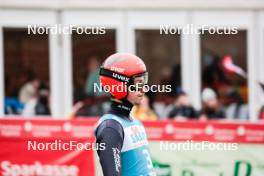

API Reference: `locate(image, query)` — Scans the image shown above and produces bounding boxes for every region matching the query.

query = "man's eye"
[135,83,144,87]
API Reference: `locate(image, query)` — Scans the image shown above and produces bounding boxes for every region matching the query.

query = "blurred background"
[1,0,264,121]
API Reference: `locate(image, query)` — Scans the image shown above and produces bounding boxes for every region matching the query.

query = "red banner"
[0,118,97,176]
[0,118,264,176]
[144,120,264,143]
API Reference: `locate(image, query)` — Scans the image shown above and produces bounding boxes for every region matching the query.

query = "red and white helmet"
[99,53,148,99]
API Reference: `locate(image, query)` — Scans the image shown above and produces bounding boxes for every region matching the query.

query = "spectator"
[131,95,158,121]
[35,89,50,115]
[259,82,264,120]
[4,97,24,114]
[84,56,102,96]
[22,88,50,117]
[22,94,38,116]
[4,74,24,114]
[19,78,40,105]
[225,89,248,120]
[202,52,227,90]
[168,90,198,119]
[259,105,264,121]
[200,88,225,120]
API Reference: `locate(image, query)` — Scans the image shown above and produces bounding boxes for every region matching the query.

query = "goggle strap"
[99,67,130,83]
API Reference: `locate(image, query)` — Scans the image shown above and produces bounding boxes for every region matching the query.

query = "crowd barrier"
[0,118,264,176]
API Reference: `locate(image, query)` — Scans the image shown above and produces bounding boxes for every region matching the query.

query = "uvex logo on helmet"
[99,53,147,99]
[110,66,125,73]
[112,73,130,82]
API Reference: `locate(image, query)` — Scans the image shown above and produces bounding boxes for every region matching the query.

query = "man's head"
[99,53,148,105]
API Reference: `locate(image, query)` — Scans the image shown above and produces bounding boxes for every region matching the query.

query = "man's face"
[127,76,146,105]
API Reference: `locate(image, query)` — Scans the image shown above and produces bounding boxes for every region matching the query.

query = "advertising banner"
[1,118,264,176]
[0,118,97,176]
[144,120,264,176]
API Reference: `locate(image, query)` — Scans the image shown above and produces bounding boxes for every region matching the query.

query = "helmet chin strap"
[111,96,134,108]
[120,98,134,107]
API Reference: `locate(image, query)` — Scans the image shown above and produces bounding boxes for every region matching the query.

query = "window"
[71,29,116,116]
[200,30,248,120]
[136,30,181,96]
[4,28,50,116]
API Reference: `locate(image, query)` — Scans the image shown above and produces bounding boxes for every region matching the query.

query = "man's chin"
[138,99,144,104]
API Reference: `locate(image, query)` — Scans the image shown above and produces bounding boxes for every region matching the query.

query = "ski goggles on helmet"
[129,72,148,92]
[99,66,148,91]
